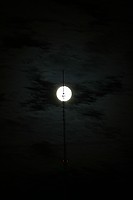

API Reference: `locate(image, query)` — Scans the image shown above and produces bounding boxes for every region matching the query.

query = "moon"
[56,86,72,102]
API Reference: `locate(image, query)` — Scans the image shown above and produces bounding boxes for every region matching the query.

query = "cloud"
[2,34,51,49]
[73,75,123,105]
[21,69,56,111]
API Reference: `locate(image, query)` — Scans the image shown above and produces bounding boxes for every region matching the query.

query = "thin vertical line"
[62,70,66,165]
[63,69,65,97]
[62,70,67,200]
[63,101,66,164]
[63,69,64,87]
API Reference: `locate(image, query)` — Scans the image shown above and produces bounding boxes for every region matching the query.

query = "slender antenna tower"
[62,70,67,166]
[56,70,72,166]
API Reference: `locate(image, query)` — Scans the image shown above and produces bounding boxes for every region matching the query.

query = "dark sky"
[0,0,133,198]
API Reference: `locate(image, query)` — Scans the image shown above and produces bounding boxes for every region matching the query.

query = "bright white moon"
[56,86,72,102]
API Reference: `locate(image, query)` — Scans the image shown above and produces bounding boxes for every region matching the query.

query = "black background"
[0,0,133,199]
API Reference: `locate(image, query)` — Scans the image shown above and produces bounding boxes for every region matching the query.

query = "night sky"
[0,0,133,198]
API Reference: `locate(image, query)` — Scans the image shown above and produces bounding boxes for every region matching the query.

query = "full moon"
[56,86,72,102]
